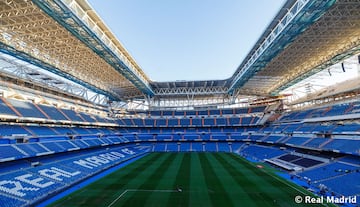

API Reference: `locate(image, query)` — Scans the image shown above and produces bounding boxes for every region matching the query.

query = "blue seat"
[38,104,68,120]
[7,99,47,119]
[0,145,26,160]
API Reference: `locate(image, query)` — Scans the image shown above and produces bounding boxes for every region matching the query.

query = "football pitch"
[48,152,332,207]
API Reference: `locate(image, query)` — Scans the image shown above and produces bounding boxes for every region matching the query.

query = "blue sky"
[88,0,286,82]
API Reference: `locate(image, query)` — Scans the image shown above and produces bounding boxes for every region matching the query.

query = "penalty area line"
[107,189,178,207]
[107,189,129,207]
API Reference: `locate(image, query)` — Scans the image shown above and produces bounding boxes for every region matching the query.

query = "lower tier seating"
[0,145,150,206]
[299,161,360,196]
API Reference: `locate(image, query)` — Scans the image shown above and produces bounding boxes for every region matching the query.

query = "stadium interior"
[0,0,360,206]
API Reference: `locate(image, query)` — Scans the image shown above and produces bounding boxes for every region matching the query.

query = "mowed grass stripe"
[226,153,326,207]
[198,153,233,207]
[227,153,306,195]
[97,153,168,206]
[207,153,262,206]
[214,153,277,207]
[93,154,167,206]
[48,152,331,207]
[119,153,178,206]
[184,153,212,207]
[188,153,212,207]
[166,153,191,207]
[114,153,163,179]
[49,153,163,207]
[110,153,172,207]
[223,153,291,201]
[144,153,185,206]
[101,153,164,191]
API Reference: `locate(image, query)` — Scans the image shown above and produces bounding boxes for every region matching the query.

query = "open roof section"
[151,0,359,102]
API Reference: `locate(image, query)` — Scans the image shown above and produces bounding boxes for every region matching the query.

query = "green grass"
[49,152,333,207]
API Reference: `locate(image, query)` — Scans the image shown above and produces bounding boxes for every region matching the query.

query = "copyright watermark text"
[294,195,357,204]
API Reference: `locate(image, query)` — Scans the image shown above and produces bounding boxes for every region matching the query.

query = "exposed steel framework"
[0,0,359,108]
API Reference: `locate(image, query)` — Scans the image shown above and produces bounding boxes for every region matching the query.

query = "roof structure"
[229,0,360,96]
[0,0,359,108]
[0,0,153,102]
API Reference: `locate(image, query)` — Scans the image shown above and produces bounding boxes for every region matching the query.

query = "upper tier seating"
[136,105,266,118]
[117,116,260,127]
[280,101,360,122]
[79,112,97,122]
[0,98,110,123]
[37,104,69,120]
[322,139,360,155]
[60,108,84,122]
[6,99,47,119]
[261,122,360,134]
[0,98,17,116]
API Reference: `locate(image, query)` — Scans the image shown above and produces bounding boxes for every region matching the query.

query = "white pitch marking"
[107,189,178,207]
[107,189,129,207]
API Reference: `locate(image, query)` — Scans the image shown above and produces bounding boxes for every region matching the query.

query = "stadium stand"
[0,145,149,206]
[0,97,359,205]
[0,98,18,117]
[6,99,47,119]
[240,145,287,160]
[1,0,359,205]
